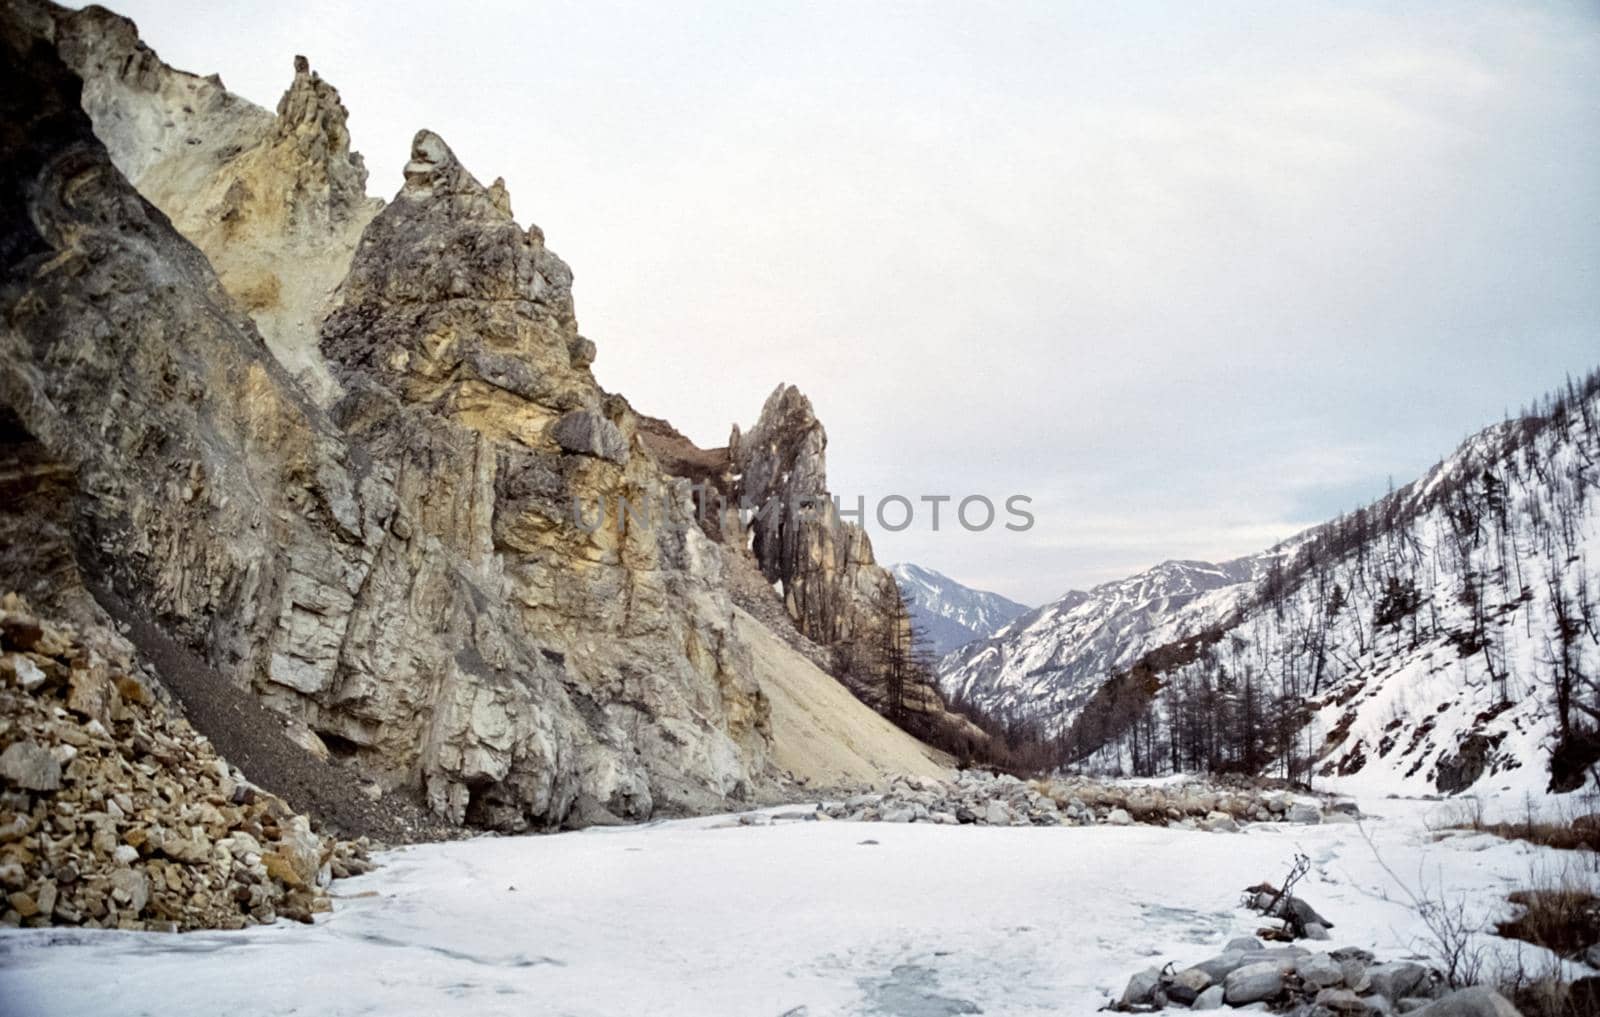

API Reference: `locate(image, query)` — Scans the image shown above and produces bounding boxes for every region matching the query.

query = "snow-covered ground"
[0,796,1585,1016]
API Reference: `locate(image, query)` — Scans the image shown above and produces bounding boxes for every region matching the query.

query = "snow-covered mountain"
[944,372,1600,797]
[890,563,1030,657]
[937,558,1267,726]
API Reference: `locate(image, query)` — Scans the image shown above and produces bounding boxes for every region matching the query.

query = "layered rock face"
[0,3,770,833]
[316,127,772,826]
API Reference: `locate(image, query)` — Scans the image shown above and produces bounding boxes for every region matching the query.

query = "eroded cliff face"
[0,2,770,832]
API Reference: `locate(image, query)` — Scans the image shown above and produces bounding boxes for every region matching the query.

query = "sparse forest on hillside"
[980,370,1600,793]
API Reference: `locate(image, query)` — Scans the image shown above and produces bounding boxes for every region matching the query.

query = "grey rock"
[12,656,46,692]
[1224,961,1286,1005]
[1340,959,1372,993]
[1305,921,1332,940]
[1330,948,1376,965]
[1192,985,1227,1010]
[109,867,149,914]
[1105,808,1133,825]
[1203,810,1239,833]
[1287,802,1323,824]
[1298,952,1346,988]
[0,740,61,792]
[1367,963,1429,1001]
[1121,967,1161,1007]
[1194,952,1249,982]
[1409,988,1519,1017]
[551,410,628,464]
[1227,937,1266,953]
[1168,967,1213,1005]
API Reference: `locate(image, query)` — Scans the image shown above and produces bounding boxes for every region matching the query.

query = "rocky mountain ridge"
[938,557,1266,730]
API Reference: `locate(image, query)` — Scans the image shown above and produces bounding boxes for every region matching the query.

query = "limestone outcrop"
[0,2,771,836]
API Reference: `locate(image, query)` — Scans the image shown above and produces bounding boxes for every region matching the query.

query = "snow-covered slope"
[890,563,1030,656]
[937,558,1266,727]
[1013,374,1600,797]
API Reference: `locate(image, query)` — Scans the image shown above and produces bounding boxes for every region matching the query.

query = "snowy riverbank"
[0,794,1585,1016]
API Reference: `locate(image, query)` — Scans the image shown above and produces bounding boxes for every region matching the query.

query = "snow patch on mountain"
[937,558,1266,727]
[890,563,1030,657]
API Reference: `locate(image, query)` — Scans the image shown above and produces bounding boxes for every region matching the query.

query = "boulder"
[1192,985,1226,1010]
[1367,962,1429,1001]
[1120,967,1161,1007]
[1287,802,1323,824]
[1227,937,1265,953]
[0,740,62,792]
[1410,988,1519,1017]
[1105,808,1133,825]
[1224,961,1286,1005]
[9,655,47,693]
[1193,952,1249,982]
[1167,967,1213,1005]
[1202,811,1239,833]
[1298,952,1345,988]
[1340,959,1371,993]
[983,800,1014,826]
[109,868,149,915]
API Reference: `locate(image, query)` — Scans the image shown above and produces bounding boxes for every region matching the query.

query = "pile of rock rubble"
[0,595,372,931]
[1118,937,1521,1015]
[814,771,1357,829]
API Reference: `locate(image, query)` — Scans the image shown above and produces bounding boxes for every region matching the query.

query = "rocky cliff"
[1,1,794,835]
[730,385,898,649]
[641,385,992,757]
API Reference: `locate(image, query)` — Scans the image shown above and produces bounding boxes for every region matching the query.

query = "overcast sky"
[95,1,1600,605]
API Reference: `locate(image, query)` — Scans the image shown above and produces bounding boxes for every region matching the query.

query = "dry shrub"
[1497,885,1600,957]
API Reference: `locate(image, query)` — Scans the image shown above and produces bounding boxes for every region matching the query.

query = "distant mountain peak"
[890,563,1030,657]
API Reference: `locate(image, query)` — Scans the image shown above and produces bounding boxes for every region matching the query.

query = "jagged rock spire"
[271,54,369,225]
